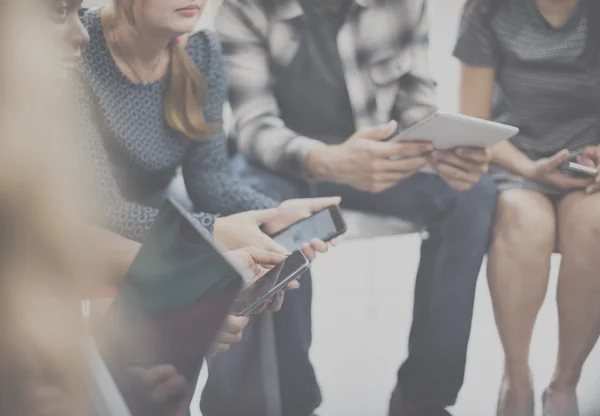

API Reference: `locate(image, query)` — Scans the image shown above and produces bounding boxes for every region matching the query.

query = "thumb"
[357,120,398,141]
[306,196,342,214]
[539,150,569,173]
[251,207,281,224]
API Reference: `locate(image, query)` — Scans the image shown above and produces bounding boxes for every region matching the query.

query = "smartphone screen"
[233,251,309,316]
[273,207,345,252]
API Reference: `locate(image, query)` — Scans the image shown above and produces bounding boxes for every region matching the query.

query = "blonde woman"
[77,1,343,414]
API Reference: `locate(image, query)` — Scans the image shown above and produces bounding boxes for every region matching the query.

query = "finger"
[373,141,433,159]
[329,238,339,247]
[539,149,570,173]
[455,147,492,164]
[149,374,188,403]
[267,292,284,312]
[432,150,488,174]
[580,146,599,162]
[260,235,290,256]
[301,243,317,261]
[304,196,343,214]
[377,156,429,174]
[586,182,600,194]
[434,162,480,186]
[244,247,286,266]
[577,154,596,168]
[550,172,594,190]
[132,365,179,386]
[251,208,282,224]
[220,315,250,334]
[286,280,300,290]
[310,238,329,254]
[209,342,230,356]
[246,265,272,286]
[215,329,244,343]
[357,120,398,141]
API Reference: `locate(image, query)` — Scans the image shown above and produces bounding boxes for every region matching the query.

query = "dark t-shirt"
[274,0,355,144]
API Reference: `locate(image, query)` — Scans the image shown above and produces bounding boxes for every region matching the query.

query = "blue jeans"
[202,155,498,414]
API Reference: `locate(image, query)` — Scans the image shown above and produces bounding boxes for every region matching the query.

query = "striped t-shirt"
[454,0,600,193]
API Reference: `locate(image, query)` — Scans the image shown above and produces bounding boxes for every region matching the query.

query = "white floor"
[309,236,600,416]
[193,234,600,416]
[188,1,600,415]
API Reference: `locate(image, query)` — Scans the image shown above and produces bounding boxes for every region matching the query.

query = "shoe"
[388,388,452,416]
[542,388,579,416]
[496,373,534,416]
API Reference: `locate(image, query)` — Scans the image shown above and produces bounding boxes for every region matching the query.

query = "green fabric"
[115,201,239,316]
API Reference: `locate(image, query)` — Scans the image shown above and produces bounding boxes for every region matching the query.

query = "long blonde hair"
[114,0,219,140]
[0,1,89,414]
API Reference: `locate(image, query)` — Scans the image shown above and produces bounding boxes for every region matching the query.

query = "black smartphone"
[272,205,347,252]
[233,250,310,316]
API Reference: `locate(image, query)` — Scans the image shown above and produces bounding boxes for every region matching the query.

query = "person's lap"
[232,153,492,229]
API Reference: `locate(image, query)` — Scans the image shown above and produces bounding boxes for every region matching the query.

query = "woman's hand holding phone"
[524,150,593,190]
[577,145,600,193]
[224,247,299,292]
[214,210,290,255]
[263,197,342,260]
[214,197,341,261]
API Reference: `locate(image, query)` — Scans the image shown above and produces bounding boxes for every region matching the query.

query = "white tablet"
[391,111,519,149]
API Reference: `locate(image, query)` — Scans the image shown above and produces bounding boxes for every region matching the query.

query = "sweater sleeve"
[182,31,279,215]
[76,74,217,242]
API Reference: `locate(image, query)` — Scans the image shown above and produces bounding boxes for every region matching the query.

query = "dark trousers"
[201,155,498,414]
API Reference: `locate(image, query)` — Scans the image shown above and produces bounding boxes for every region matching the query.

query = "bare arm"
[459,63,534,178]
[89,227,140,285]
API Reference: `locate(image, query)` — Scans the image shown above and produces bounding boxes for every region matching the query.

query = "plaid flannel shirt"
[216,0,438,180]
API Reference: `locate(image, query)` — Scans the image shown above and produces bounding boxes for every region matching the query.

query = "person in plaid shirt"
[205,1,498,415]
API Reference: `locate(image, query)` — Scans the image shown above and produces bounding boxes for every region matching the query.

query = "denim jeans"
[201,155,498,414]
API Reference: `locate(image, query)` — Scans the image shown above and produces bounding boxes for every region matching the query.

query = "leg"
[544,192,600,415]
[202,156,320,416]
[320,174,498,408]
[487,189,556,416]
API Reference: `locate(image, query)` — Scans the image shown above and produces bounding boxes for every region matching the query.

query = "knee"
[558,194,600,247]
[493,191,556,251]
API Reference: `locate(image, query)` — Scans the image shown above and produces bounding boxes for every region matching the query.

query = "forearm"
[491,140,534,177]
[305,142,338,182]
[89,226,140,285]
[188,172,278,214]
[236,121,324,181]
[184,134,279,215]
